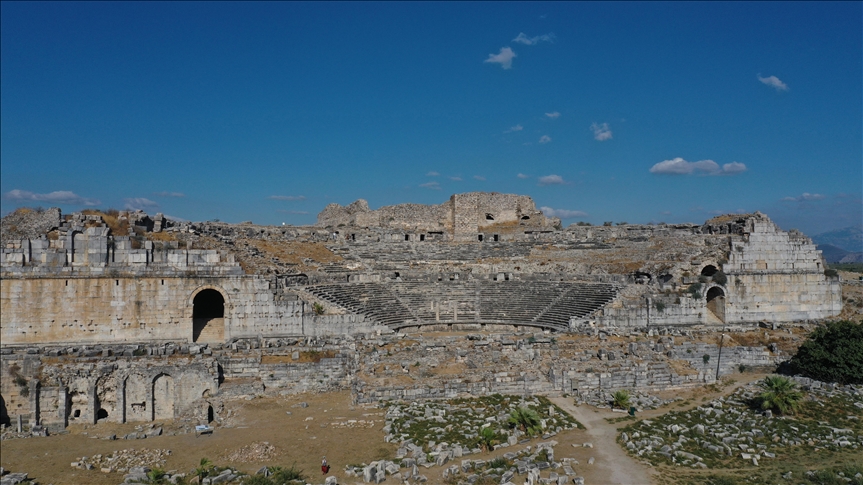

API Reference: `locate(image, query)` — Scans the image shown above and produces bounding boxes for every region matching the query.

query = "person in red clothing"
[321,456,329,475]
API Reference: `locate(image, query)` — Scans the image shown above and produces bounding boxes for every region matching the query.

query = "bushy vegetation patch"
[788,320,863,385]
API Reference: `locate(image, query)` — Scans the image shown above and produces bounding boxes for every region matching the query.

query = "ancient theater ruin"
[0,192,843,431]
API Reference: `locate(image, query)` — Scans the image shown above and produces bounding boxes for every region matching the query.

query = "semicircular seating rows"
[303,281,618,331]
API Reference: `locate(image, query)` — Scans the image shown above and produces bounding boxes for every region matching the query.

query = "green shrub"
[688,283,702,297]
[712,270,727,285]
[788,320,863,384]
[824,268,839,278]
[611,390,630,410]
[312,302,325,315]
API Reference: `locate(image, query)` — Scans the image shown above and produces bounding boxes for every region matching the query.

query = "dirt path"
[549,397,658,485]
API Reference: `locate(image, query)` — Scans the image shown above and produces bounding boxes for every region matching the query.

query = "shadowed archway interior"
[192,289,225,343]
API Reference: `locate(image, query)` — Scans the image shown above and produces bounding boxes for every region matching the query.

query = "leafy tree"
[788,320,863,385]
[507,407,542,436]
[757,375,803,415]
[611,390,631,410]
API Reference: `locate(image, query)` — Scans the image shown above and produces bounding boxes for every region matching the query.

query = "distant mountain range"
[812,225,863,263]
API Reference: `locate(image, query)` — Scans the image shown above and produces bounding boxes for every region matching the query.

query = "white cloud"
[590,122,612,141]
[545,112,561,119]
[473,175,486,181]
[781,192,826,202]
[5,189,100,206]
[484,47,516,69]
[419,181,441,190]
[449,176,463,181]
[268,195,306,201]
[504,124,523,133]
[539,135,552,144]
[123,197,159,211]
[758,74,789,92]
[153,191,185,198]
[538,174,567,186]
[517,173,530,179]
[649,157,748,176]
[277,209,310,214]
[426,171,440,177]
[163,214,188,222]
[540,206,587,219]
[512,32,555,45]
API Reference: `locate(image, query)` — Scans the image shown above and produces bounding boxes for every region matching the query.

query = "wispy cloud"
[758,74,789,92]
[419,181,441,190]
[277,209,310,214]
[545,112,561,119]
[517,173,530,179]
[538,174,568,186]
[539,135,552,144]
[540,206,587,219]
[5,189,100,206]
[123,197,159,211]
[504,124,523,133]
[512,32,555,45]
[268,195,306,201]
[426,171,440,177]
[484,47,516,69]
[649,158,747,176]
[449,176,463,182]
[590,122,612,141]
[473,175,486,181]
[781,192,826,202]
[153,191,185,198]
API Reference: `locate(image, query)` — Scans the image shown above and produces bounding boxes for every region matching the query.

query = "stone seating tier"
[304,281,618,331]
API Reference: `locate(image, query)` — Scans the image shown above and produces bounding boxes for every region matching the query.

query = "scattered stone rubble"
[619,377,863,469]
[222,441,278,463]
[385,395,579,452]
[0,468,34,485]
[72,448,171,474]
[344,440,586,485]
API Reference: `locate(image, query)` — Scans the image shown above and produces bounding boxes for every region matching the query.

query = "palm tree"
[194,457,214,481]
[145,467,167,484]
[507,407,542,437]
[611,390,631,410]
[758,375,803,415]
[477,426,498,452]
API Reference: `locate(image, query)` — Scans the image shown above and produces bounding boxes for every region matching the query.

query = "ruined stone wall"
[0,276,306,345]
[723,216,841,322]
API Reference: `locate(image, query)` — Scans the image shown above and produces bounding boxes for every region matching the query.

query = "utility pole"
[715,333,725,381]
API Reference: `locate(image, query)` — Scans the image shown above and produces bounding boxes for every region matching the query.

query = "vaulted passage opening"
[193,289,225,343]
[701,265,718,277]
[706,286,726,323]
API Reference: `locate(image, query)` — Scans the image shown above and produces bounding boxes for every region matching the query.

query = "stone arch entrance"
[706,286,726,323]
[152,374,174,421]
[701,265,718,277]
[192,288,225,343]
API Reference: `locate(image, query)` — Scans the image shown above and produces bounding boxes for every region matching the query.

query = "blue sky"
[2,2,861,236]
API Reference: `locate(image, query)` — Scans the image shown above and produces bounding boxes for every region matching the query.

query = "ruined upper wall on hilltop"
[316,192,558,239]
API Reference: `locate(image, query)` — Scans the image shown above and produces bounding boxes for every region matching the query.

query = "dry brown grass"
[81,209,129,236]
[667,359,698,376]
[244,239,342,265]
[146,231,179,242]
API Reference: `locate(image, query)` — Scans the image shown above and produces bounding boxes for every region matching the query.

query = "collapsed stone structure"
[0,192,843,432]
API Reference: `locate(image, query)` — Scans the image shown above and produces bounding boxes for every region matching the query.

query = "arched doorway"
[192,289,225,343]
[152,374,174,421]
[701,265,718,277]
[706,286,726,323]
